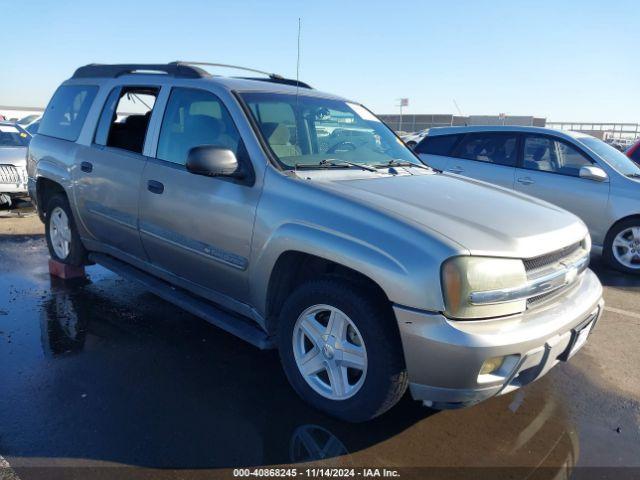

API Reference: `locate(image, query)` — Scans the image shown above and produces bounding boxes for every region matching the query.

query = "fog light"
[479,356,505,375]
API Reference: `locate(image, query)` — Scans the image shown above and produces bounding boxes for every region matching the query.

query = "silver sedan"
[417,125,640,274]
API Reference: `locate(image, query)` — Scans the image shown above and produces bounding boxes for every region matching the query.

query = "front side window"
[157,88,241,165]
[240,92,421,169]
[454,133,518,166]
[38,85,98,141]
[415,134,461,155]
[94,86,159,154]
[523,135,592,176]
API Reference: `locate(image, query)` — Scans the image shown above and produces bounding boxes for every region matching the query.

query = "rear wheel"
[604,219,640,274]
[277,277,408,422]
[45,194,88,266]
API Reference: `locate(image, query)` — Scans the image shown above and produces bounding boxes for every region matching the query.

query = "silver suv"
[28,62,603,422]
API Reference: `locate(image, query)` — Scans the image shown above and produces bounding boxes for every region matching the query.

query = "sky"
[2,0,639,122]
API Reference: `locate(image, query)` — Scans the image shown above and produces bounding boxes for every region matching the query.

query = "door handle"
[147,180,164,194]
[517,177,534,185]
[448,166,464,174]
[80,161,93,173]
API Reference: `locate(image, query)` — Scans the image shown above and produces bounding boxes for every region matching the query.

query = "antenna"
[296,18,302,97]
[453,99,464,116]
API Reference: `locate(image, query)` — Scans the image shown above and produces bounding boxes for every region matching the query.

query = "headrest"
[185,115,222,138]
[262,122,290,145]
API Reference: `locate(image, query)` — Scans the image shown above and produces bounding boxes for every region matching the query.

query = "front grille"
[0,164,21,184]
[524,242,582,273]
[523,241,588,310]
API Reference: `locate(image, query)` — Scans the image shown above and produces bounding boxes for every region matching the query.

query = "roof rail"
[71,63,210,79]
[175,61,312,89]
[71,61,312,88]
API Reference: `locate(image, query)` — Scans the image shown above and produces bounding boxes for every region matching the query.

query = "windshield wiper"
[385,159,432,170]
[295,159,379,172]
[626,173,640,178]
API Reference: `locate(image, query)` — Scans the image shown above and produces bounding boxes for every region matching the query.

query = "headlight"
[441,256,527,319]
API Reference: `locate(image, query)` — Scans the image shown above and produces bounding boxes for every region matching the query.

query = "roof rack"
[175,61,312,89]
[71,63,210,79]
[71,61,312,88]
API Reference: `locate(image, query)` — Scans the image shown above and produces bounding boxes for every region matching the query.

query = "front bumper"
[395,268,603,409]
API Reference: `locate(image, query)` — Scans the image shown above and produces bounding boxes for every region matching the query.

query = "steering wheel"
[326,141,357,154]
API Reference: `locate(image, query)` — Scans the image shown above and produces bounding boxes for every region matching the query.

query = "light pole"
[396,98,409,132]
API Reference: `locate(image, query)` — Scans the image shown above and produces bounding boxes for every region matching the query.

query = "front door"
[74,85,160,260]
[138,87,260,304]
[513,134,610,243]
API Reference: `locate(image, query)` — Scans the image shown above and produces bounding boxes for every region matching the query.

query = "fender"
[249,221,448,319]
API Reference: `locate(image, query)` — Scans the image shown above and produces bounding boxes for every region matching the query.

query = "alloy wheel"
[292,304,367,400]
[49,206,71,260]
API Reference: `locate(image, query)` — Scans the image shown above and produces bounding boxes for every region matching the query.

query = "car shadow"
[589,254,640,288]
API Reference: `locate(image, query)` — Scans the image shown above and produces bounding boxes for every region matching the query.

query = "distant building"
[377,113,546,133]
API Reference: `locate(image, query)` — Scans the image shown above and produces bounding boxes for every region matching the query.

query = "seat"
[524,146,551,171]
[262,122,300,158]
[107,112,151,153]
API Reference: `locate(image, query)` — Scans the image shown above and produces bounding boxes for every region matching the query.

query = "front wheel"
[277,277,408,422]
[604,219,640,274]
[44,193,88,266]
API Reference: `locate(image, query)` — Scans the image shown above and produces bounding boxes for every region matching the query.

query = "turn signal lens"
[479,356,505,375]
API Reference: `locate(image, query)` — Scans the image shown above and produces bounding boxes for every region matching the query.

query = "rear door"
[417,132,518,189]
[74,85,160,261]
[513,134,610,241]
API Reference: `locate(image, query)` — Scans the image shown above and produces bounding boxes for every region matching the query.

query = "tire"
[604,218,640,274]
[277,276,408,422]
[44,193,88,266]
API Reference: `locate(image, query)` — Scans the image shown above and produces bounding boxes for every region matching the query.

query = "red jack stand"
[48,258,86,280]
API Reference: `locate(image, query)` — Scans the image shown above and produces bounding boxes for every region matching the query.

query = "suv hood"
[316,170,587,259]
[0,147,27,167]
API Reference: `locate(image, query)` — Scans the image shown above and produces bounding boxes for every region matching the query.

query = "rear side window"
[39,85,98,141]
[454,133,518,167]
[414,134,461,155]
[94,86,159,154]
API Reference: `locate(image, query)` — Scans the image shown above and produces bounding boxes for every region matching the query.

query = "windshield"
[578,136,640,176]
[239,92,422,169]
[0,124,30,147]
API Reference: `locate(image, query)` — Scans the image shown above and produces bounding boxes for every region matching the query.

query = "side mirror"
[186,146,243,178]
[579,165,608,182]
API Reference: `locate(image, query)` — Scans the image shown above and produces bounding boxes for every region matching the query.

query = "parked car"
[626,139,640,165]
[401,129,429,148]
[0,121,30,207]
[17,114,41,128]
[25,119,40,135]
[28,63,603,422]
[415,126,640,274]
